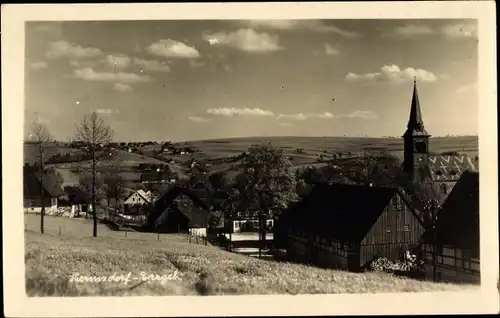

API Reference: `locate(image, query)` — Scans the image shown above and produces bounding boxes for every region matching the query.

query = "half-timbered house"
[421,171,480,283]
[279,182,425,271]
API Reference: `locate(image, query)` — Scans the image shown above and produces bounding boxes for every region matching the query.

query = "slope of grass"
[25,218,475,296]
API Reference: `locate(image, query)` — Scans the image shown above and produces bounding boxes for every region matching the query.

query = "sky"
[24,19,478,142]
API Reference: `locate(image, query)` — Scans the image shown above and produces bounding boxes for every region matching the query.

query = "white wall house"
[124,189,154,206]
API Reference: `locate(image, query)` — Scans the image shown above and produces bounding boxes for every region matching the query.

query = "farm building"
[23,165,64,213]
[421,171,480,284]
[146,186,210,234]
[402,80,477,198]
[276,182,425,272]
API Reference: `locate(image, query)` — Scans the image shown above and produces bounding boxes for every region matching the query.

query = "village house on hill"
[276,182,424,271]
[23,165,63,213]
[124,189,154,206]
[421,171,480,283]
[123,189,155,213]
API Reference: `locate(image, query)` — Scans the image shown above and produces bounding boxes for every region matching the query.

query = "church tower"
[403,78,431,180]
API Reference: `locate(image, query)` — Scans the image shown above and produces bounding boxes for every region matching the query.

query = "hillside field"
[24,215,475,296]
[24,136,478,186]
[181,136,479,161]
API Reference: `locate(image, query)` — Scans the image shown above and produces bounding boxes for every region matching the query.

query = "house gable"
[361,192,425,246]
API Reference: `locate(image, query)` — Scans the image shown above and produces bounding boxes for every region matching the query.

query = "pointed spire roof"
[404,78,429,137]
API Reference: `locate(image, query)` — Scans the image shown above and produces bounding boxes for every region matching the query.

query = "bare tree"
[73,112,114,237]
[408,165,446,282]
[29,119,53,234]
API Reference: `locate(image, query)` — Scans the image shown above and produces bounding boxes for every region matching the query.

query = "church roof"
[428,155,477,181]
[403,80,430,137]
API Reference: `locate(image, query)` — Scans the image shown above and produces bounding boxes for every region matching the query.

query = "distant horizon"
[24,134,479,145]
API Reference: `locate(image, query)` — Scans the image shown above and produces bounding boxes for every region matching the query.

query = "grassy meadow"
[24,214,476,296]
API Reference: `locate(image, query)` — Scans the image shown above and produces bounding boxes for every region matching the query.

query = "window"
[415,140,427,153]
[392,196,399,210]
[404,224,410,232]
[386,226,391,233]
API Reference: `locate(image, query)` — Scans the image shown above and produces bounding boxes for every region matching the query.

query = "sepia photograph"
[2,2,498,317]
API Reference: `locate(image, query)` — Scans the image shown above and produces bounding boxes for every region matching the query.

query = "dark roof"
[23,167,64,197]
[281,183,403,242]
[148,186,210,228]
[403,80,430,138]
[423,171,479,250]
[428,155,477,181]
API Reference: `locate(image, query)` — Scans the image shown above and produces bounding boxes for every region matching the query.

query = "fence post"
[125,231,128,238]
[157,232,160,241]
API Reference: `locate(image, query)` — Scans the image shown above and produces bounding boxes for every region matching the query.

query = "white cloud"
[207,107,275,117]
[188,116,211,123]
[147,39,201,59]
[189,60,206,68]
[382,24,435,38]
[277,112,336,120]
[203,29,283,53]
[95,108,115,116]
[105,54,132,69]
[324,43,340,56]
[46,41,103,59]
[114,83,132,92]
[345,64,438,83]
[74,68,151,83]
[29,61,48,71]
[204,108,377,121]
[338,110,378,120]
[441,22,477,38]
[244,20,362,38]
[69,59,98,68]
[133,58,171,72]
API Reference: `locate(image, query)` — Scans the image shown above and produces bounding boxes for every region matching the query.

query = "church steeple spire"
[404,78,429,137]
[402,78,431,180]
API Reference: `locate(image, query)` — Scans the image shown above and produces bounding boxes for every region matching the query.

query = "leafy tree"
[237,143,298,218]
[72,112,114,236]
[234,143,298,257]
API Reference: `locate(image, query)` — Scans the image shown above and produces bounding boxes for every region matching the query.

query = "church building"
[402,79,477,197]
